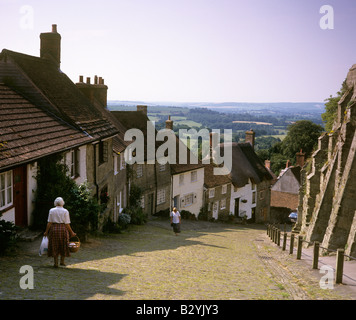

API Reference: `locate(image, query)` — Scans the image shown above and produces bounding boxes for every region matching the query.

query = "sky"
[1,0,356,103]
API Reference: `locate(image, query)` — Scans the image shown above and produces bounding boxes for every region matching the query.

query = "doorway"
[234,198,240,217]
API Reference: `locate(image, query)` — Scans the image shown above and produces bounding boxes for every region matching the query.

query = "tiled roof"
[203,163,231,188]
[0,84,92,170]
[270,190,299,211]
[0,49,118,140]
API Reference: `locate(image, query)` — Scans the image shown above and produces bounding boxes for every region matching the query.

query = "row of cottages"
[0,25,127,228]
[0,25,272,229]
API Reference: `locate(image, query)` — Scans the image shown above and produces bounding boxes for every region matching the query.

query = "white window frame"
[221,184,227,194]
[181,192,196,208]
[70,148,80,178]
[209,188,215,198]
[0,170,13,210]
[137,164,143,178]
[114,154,119,175]
[157,188,166,205]
[120,153,126,170]
[220,198,226,210]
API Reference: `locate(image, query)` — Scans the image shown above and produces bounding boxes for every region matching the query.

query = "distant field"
[232,120,273,126]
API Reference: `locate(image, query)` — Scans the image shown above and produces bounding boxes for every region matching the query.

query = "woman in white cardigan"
[44,197,76,267]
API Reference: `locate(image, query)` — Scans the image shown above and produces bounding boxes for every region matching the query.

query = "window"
[181,193,196,208]
[120,154,126,170]
[252,191,256,204]
[191,171,197,182]
[0,171,13,209]
[184,193,194,206]
[209,188,215,198]
[259,190,265,200]
[221,184,227,194]
[220,198,226,210]
[179,174,184,185]
[70,149,80,178]
[114,154,119,175]
[140,195,145,208]
[251,182,256,190]
[137,164,143,178]
[157,188,166,205]
[99,141,108,164]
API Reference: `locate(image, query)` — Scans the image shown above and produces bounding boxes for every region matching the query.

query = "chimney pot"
[245,129,255,149]
[79,75,83,83]
[40,24,61,68]
[265,159,271,170]
[94,75,98,85]
[137,105,147,115]
[165,115,173,130]
[86,77,91,84]
[296,149,306,167]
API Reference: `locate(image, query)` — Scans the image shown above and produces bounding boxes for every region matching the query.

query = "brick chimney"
[137,105,147,115]
[265,159,271,170]
[40,24,61,69]
[165,115,173,130]
[245,129,255,148]
[76,75,108,108]
[296,149,305,167]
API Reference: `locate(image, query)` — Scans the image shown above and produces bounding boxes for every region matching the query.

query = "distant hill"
[108,100,325,115]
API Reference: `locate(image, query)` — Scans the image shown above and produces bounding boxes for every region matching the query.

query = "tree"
[322,79,348,132]
[281,120,324,161]
[32,154,100,239]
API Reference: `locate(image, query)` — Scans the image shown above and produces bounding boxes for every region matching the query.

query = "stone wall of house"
[255,179,271,223]
[298,64,356,257]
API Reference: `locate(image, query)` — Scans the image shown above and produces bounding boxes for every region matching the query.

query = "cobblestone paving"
[0,219,354,300]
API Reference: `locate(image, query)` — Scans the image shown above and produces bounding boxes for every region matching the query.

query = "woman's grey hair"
[54,197,65,207]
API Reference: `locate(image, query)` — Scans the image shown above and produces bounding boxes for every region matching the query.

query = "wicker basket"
[68,235,80,253]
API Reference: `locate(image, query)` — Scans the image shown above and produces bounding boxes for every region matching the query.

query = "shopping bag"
[39,236,48,256]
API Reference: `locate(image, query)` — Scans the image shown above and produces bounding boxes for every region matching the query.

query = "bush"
[125,207,147,225]
[180,210,196,220]
[103,218,123,234]
[0,217,18,255]
[118,213,131,228]
[32,154,100,239]
[198,205,208,221]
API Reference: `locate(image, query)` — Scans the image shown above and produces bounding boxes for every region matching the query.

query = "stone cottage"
[0,25,121,229]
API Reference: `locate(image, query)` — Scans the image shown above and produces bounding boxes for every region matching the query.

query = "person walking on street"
[170,207,181,236]
[44,197,76,268]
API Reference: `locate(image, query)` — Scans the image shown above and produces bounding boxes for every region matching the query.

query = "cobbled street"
[0,218,355,300]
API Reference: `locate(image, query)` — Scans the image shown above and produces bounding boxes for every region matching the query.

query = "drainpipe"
[93,143,99,199]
